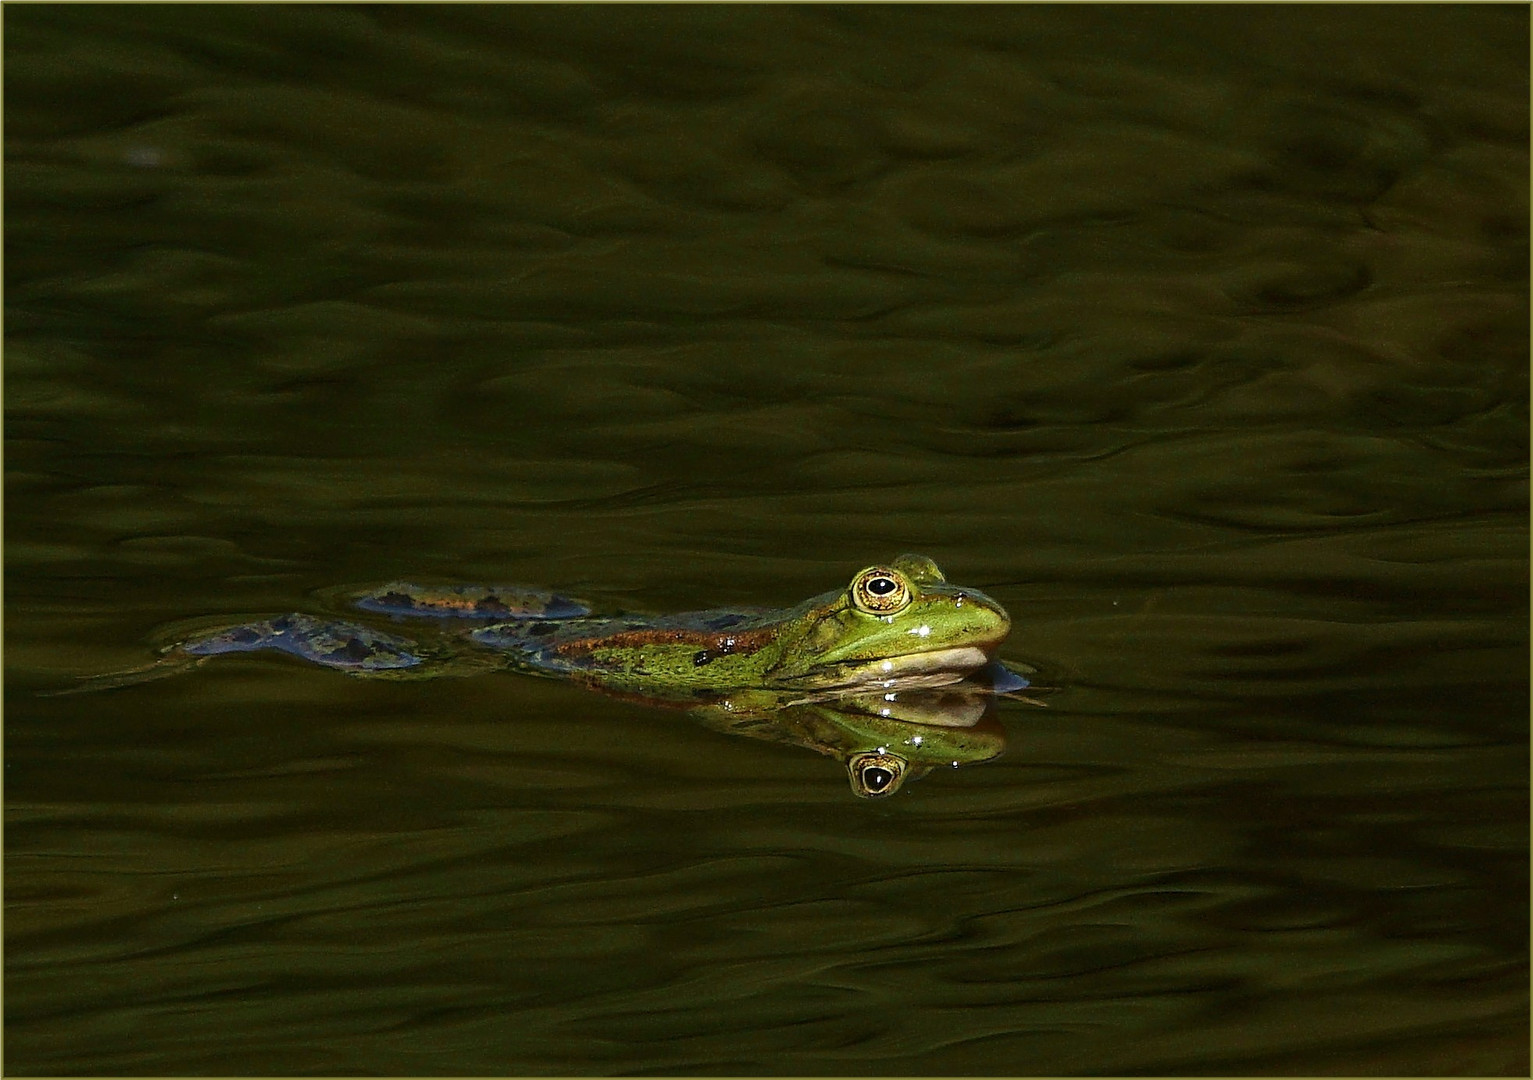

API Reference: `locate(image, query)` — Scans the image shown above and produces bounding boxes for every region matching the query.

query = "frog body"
[481,555,1007,692]
[468,559,1009,692]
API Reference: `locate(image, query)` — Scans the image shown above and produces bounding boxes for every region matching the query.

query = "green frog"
[62,555,1032,796]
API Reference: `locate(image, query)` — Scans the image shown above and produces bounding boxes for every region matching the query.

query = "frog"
[57,555,1033,797]
[91,554,1016,693]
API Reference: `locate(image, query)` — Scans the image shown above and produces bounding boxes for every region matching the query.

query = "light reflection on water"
[5,4,1527,1075]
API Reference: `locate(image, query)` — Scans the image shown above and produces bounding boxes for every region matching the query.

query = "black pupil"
[863,766,894,791]
[868,577,897,596]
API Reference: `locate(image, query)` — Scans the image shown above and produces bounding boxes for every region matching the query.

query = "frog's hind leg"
[349,581,590,620]
[177,613,424,673]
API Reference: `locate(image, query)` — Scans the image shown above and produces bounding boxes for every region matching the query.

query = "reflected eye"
[850,566,912,615]
[848,752,908,798]
[862,765,896,791]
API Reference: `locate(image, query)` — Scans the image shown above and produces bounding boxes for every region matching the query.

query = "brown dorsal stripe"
[555,625,775,660]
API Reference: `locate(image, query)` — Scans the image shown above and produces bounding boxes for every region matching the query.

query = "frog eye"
[850,566,912,615]
[848,752,908,798]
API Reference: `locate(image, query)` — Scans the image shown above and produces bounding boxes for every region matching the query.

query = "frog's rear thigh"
[352,582,590,620]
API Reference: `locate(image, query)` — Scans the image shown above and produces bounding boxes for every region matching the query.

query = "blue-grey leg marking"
[179,614,422,671]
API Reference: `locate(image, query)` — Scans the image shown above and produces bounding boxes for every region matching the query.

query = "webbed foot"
[43,614,426,696]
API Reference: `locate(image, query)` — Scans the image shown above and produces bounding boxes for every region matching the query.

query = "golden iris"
[850,566,912,615]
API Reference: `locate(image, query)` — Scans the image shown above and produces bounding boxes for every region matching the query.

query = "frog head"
[766,554,1011,690]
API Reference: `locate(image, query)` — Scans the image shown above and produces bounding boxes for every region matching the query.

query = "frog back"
[469,607,783,686]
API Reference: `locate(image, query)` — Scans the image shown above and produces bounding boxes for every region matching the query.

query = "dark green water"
[5,5,1528,1075]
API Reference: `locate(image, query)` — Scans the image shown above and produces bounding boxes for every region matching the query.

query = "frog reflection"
[682,684,1011,798]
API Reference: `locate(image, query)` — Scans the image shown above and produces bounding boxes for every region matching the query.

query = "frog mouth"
[800,645,998,690]
[866,645,993,678]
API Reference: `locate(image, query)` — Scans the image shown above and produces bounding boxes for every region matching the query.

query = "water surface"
[5,6,1528,1075]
